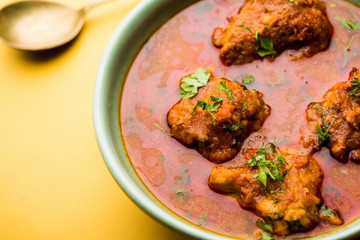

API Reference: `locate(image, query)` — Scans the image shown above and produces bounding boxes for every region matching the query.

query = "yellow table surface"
[0,0,191,239]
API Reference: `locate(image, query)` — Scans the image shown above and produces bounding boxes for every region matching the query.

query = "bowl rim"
[93,0,360,239]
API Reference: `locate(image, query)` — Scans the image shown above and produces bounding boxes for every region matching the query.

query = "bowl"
[93,0,360,239]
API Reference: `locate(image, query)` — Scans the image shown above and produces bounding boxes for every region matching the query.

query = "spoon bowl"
[0,0,110,50]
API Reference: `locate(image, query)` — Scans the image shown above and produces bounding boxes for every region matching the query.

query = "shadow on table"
[135,210,198,240]
[162,228,198,240]
[17,37,77,63]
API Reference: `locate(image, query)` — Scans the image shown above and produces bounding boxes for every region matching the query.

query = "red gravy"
[120,0,360,238]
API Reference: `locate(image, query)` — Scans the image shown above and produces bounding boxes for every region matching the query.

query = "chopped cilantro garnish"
[239,25,252,33]
[344,35,355,52]
[350,77,360,100]
[336,17,359,30]
[223,123,244,132]
[256,32,277,57]
[320,205,336,217]
[193,101,207,112]
[198,213,209,226]
[185,211,192,219]
[175,165,192,200]
[153,123,173,137]
[182,174,191,185]
[217,81,234,101]
[247,147,288,188]
[178,165,189,173]
[209,96,224,112]
[192,96,223,120]
[337,35,355,69]
[175,188,189,194]
[316,120,335,146]
[350,77,360,86]
[239,24,276,57]
[308,102,317,108]
[180,68,210,99]
[174,188,189,200]
[329,3,336,8]
[257,219,274,240]
[242,76,255,86]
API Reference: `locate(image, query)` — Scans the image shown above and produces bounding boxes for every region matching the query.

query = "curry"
[120,0,360,239]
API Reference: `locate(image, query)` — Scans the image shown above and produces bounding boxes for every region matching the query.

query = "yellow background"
[0,0,191,239]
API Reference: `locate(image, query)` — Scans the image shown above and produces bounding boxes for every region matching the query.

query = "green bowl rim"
[93,0,360,239]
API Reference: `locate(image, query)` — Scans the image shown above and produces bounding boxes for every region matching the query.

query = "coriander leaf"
[256,149,267,155]
[217,81,235,101]
[338,36,356,69]
[257,47,277,57]
[256,149,289,165]
[210,96,223,102]
[257,35,276,57]
[192,100,207,114]
[344,35,354,52]
[320,205,336,217]
[350,78,360,100]
[350,87,360,100]
[275,169,287,181]
[198,213,209,226]
[180,68,210,99]
[153,123,173,137]
[350,77,360,85]
[192,96,223,120]
[262,222,273,232]
[316,120,335,146]
[182,174,192,185]
[254,31,260,51]
[194,68,211,86]
[257,219,274,240]
[180,90,196,99]
[336,17,359,30]
[185,211,192,219]
[181,76,203,88]
[209,102,221,112]
[175,188,189,196]
[239,24,276,57]
[178,165,189,173]
[207,111,217,120]
[259,162,275,180]
[308,102,317,108]
[247,147,288,188]
[261,230,273,240]
[208,96,223,111]
[247,155,258,168]
[242,76,255,86]
[180,78,200,98]
[223,123,244,132]
[239,24,253,34]
[175,189,185,194]
[257,169,268,188]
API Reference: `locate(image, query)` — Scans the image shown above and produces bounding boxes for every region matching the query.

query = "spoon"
[0,0,114,50]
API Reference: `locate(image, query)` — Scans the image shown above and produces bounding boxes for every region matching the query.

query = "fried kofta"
[302,68,360,162]
[208,145,343,236]
[167,70,270,163]
[213,0,333,65]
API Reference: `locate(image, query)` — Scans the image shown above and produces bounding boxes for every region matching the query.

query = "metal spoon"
[0,0,114,50]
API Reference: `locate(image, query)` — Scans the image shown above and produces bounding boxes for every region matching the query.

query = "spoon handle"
[81,0,115,13]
